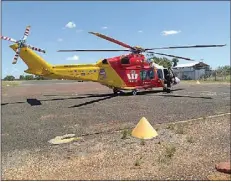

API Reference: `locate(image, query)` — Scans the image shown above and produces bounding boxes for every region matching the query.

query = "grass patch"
[158,144,176,164]
[175,125,184,134]
[134,156,143,166]
[166,124,175,130]
[165,144,176,158]
[134,159,141,166]
[166,123,185,134]
[121,129,131,139]
[2,81,21,87]
[186,136,194,143]
[181,79,230,84]
[140,139,145,146]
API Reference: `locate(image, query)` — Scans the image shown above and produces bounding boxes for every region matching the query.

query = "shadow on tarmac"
[1,88,212,108]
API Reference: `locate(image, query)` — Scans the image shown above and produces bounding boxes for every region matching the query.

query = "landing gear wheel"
[113,88,119,95]
[132,89,137,96]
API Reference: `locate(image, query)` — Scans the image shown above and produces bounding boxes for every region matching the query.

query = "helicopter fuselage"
[10,44,179,94]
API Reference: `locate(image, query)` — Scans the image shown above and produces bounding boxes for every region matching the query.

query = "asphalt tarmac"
[1,81,230,154]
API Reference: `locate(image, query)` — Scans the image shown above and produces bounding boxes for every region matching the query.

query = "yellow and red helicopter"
[1,26,226,95]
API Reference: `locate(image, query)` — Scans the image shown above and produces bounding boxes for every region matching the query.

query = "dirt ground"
[1,81,230,180]
[2,114,230,180]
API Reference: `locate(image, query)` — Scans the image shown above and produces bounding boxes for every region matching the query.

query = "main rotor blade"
[148,51,196,61]
[57,49,130,52]
[22,25,31,40]
[145,44,226,50]
[89,32,133,49]
[1,36,17,43]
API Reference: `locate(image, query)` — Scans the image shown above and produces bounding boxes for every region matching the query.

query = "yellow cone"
[131,117,158,139]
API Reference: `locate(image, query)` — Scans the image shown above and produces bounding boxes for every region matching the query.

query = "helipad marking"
[48,134,81,145]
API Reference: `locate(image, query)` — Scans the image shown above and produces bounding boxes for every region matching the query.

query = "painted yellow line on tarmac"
[77,113,231,137]
[167,112,231,125]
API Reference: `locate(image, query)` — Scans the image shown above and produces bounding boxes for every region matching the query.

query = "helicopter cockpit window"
[140,70,147,80]
[102,59,108,64]
[121,56,130,64]
[157,69,164,79]
[140,70,154,80]
[148,70,154,79]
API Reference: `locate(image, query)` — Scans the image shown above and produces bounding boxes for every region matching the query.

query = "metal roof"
[173,61,208,68]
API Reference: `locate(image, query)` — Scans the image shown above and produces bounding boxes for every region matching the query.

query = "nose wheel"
[132,89,137,96]
[113,88,119,95]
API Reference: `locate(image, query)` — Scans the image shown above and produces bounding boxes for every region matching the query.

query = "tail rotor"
[1,36,17,43]
[1,25,46,64]
[22,25,31,41]
[12,48,21,64]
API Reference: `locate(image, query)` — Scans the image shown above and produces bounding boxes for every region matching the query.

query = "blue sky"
[2,1,230,78]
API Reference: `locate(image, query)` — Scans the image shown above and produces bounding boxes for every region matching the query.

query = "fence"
[173,70,204,80]
[200,70,230,81]
[173,69,230,81]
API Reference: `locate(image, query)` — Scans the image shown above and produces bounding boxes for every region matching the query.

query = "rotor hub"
[17,39,27,48]
[131,46,145,54]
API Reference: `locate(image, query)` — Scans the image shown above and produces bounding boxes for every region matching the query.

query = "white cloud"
[57,38,63,42]
[76,29,83,33]
[161,30,181,36]
[138,30,143,33]
[101,26,108,29]
[65,22,76,29]
[66,55,79,61]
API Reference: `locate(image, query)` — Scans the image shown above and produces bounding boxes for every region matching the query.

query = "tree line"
[215,65,231,75]
[3,75,49,81]
[147,54,230,76]
[147,54,179,68]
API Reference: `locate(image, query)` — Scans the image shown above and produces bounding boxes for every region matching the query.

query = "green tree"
[35,75,45,80]
[19,75,25,80]
[172,58,179,67]
[4,75,15,81]
[147,54,172,68]
[24,75,34,80]
[216,65,231,75]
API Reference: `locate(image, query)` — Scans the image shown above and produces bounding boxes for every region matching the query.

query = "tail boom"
[9,44,101,82]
